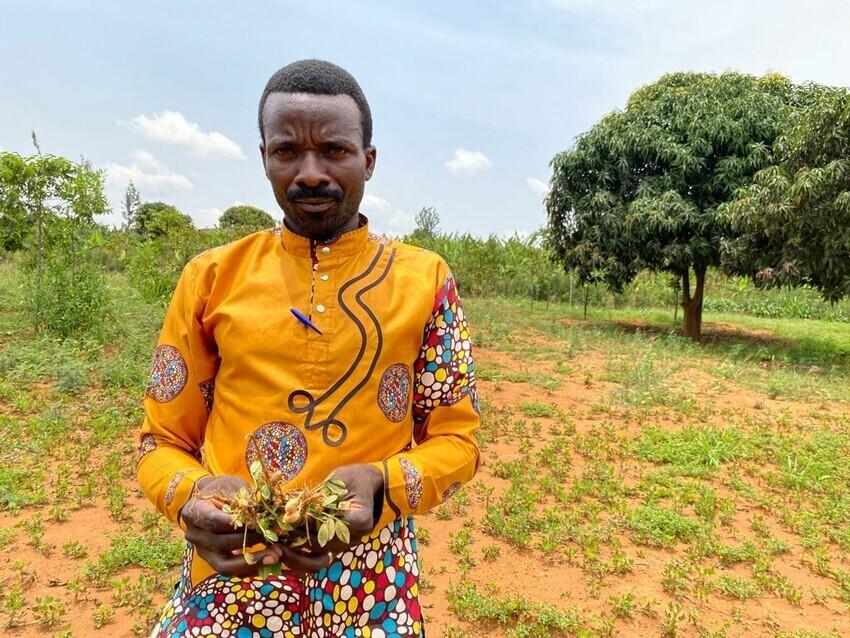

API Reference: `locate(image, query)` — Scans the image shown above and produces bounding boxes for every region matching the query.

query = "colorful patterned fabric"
[151,518,422,638]
[147,345,189,403]
[137,433,157,464]
[377,364,411,423]
[440,482,461,503]
[199,378,215,414]
[137,220,480,631]
[412,275,476,428]
[398,458,422,510]
[245,422,308,482]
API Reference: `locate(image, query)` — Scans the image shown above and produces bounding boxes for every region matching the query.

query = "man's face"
[260,92,376,239]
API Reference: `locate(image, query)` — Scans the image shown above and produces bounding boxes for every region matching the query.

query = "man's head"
[258,60,376,240]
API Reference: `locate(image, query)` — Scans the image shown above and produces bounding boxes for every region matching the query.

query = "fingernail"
[263,555,275,566]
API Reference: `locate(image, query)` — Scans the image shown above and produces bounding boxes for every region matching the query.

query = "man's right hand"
[179,475,283,577]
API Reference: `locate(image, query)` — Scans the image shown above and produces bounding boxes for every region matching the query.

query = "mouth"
[293,198,337,214]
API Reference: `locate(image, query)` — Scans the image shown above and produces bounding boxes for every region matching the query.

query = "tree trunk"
[583,286,589,320]
[681,267,706,341]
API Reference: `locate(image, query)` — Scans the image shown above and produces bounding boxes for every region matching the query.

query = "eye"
[274,146,297,158]
[326,146,347,157]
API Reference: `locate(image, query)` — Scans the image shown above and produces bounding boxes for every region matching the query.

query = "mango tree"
[721,87,850,303]
[546,72,799,339]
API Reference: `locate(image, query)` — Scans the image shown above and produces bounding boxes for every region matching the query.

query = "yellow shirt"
[136,220,480,586]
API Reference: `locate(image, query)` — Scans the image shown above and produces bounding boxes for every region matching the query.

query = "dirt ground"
[1,320,849,637]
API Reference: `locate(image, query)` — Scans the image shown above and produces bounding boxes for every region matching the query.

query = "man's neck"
[283,213,362,243]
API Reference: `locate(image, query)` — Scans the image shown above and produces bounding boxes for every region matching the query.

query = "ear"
[259,143,268,179]
[364,146,377,181]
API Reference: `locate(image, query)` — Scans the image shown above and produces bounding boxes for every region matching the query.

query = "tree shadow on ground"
[563,317,848,370]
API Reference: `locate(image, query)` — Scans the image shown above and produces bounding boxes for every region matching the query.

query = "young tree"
[122,181,141,232]
[721,88,850,302]
[218,204,275,230]
[0,150,109,334]
[546,72,799,339]
[414,206,440,237]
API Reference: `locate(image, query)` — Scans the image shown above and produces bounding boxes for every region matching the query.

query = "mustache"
[287,185,344,202]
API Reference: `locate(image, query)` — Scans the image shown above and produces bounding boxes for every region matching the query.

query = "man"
[137,59,480,638]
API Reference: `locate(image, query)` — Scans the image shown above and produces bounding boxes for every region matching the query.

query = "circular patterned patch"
[147,345,188,403]
[245,422,307,482]
[377,364,411,423]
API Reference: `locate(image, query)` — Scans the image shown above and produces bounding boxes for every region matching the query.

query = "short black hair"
[258,59,372,148]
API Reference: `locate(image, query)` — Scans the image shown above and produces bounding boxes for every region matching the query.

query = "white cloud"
[129,111,246,160]
[526,177,549,197]
[195,207,223,227]
[104,150,192,193]
[360,194,415,236]
[445,148,492,176]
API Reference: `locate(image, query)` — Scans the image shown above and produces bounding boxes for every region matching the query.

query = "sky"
[2,0,850,236]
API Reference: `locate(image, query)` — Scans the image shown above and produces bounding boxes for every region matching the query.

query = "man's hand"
[305,464,384,557]
[180,475,283,577]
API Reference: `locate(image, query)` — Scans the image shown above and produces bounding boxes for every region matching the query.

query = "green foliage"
[632,427,749,475]
[134,201,194,238]
[628,505,707,548]
[408,206,441,243]
[446,581,586,636]
[722,87,850,302]
[127,227,242,303]
[407,230,569,301]
[0,151,110,336]
[547,72,801,337]
[218,204,275,230]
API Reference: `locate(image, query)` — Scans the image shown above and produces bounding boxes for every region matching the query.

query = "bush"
[24,249,109,338]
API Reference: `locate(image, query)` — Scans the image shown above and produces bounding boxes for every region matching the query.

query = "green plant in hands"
[219,449,351,568]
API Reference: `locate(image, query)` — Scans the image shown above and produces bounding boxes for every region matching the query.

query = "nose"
[294,151,330,189]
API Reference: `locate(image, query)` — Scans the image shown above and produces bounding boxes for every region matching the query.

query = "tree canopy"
[721,87,850,302]
[218,204,275,230]
[134,201,194,237]
[546,72,800,338]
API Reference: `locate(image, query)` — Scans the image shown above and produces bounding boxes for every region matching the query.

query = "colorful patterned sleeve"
[371,266,481,529]
[136,259,217,527]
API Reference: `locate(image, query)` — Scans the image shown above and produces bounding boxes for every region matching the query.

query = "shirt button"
[316,304,326,313]
[321,246,331,255]
[320,274,329,281]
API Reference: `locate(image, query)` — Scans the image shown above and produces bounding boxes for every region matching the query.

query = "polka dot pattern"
[151,518,423,638]
[137,433,157,464]
[147,345,189,403]
[245,422,308,483]
[412,275,476,426]
[377,364,411,423]
[399,458,422,510]
[199,378,215,414]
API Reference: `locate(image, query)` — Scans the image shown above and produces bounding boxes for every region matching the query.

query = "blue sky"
[2,0,849,236]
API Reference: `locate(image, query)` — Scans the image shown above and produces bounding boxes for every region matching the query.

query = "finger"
[185,528,265,554]
[184,499,244,533]
[196,546,281,578]
[278,544,333,573]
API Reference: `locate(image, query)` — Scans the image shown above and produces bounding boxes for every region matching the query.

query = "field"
[1,262,849,637]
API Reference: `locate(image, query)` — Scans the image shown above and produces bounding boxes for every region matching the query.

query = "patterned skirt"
[150,517,423,638]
